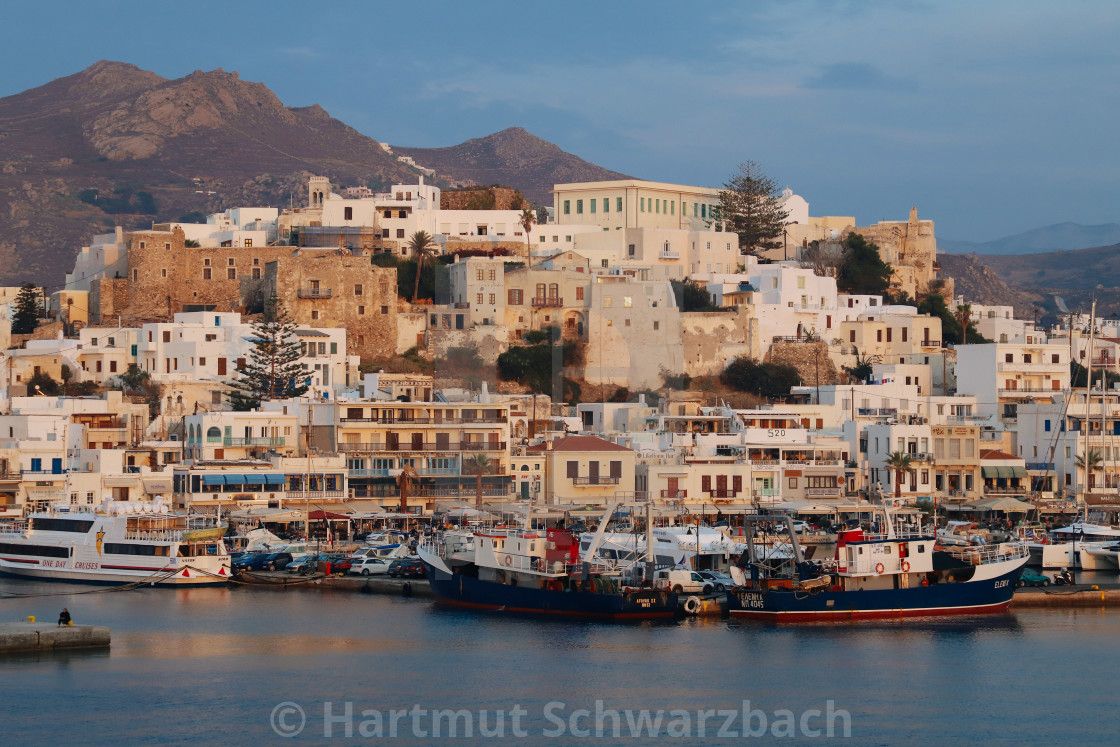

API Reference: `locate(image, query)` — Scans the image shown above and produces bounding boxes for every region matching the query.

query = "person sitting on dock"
[57,608,71,627]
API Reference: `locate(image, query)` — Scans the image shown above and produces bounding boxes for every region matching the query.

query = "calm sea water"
[3,576,1120,745]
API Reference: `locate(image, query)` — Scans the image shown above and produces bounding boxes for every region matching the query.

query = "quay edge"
[0,623,111,653]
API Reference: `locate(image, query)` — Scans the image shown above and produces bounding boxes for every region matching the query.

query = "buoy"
[684,596,701,614]
[401,582,413,597]
[26,616,35,623]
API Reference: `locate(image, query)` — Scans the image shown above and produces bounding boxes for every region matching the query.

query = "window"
[603,198,609,213]
[344,206,353,221]
[203,268,212,280]
[476,269,484,281]
[488,293,496,305]
[398,210,407,219]
[396,229,405,239]
[251,267,261,279]
[244,238,252,248]
[788,477,798,489]
[509,289,523,305]
[576,199,583,214]
[161,268,167,278]
[227,268,236,280]
[566,461,579,478]
[358,305,365,315]
[311,310,319,320]
[590,199,596,214]
[641,197,646,212]
[476,293,484,305]
[563,200,570,215]
[381,305,389,315]
[849,330,856,343]
[133,269,139,281]
[616,197,622,212]
[330,342,337,354]
[354,284,363,295]
[653,321,659,330]
[576,287,584,301]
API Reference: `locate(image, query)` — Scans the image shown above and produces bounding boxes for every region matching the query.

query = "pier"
[1010,584,1120,608]
[239,571,433,597]
[0,622,111,653]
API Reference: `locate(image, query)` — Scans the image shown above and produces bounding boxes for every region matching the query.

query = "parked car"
[653,569,714,595]
[350,557,391,576]
[1017,568,1051,587]
[286,552,338,575]
[232,553,264,572]
[387,558,425,578]
[696,570,734,591]
[242,552,293,572]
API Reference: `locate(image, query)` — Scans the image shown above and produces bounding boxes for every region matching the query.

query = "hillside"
[396,127,632,205]
[939,222,1120,255]
[0,63,629,289]
[937,253,1045,318]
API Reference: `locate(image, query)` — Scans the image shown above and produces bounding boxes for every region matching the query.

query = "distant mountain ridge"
[396,127,632,205]
[0,61,629,288]
[939,222,1120,255]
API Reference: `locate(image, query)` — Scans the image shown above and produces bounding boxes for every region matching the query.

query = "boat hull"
[421,561,677,620]
[0,558,230,587]
[727,562,1026,622]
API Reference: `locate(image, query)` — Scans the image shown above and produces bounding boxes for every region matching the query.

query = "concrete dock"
[240,571,432,597]
[0,622,111,653]
[1011,584,1120,608]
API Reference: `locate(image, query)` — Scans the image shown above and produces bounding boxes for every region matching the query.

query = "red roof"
[980,449,1019,460]
[527,435,633,453]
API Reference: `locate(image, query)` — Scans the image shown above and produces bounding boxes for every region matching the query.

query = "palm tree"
[886,451,914,502]
[407,230,438,302]
[955,303,973,343]
[519,207,536,251]
[396,464,418,514]
[462,453,493,512]
[1076,449,1103,492]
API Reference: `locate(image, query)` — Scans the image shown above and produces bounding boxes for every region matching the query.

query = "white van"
[654,569,713,594]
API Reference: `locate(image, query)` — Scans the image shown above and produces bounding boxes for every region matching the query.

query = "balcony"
[452,302,470,309]
[753,487,782,498]
[572,476,621,486]
[997,387,1059,396]
[297,287,333,299]
[459,441,506,451]
[339,442,386,453]
[706,489,741,499]
[858,408,898,417]
[223,436,286,447]
[945,416,988,425]
[532,297,563,308]
[920,340,941,348]
[806,487,842,497]
[342,441,505,453]
[658,249,680,259]
[339,415,506,424]
[660,489,687,499]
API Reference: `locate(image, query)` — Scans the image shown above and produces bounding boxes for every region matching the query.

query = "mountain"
[939,222,1120,255]
[936,254,1045,319]
[395,127,632,205]
[0,63,628,289]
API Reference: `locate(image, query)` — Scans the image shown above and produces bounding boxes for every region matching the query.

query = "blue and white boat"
[726,509,1028,621]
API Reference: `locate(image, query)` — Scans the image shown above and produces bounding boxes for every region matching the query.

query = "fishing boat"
[726,508,1028,621]
[418,502,678,620]
[0,500,231,586]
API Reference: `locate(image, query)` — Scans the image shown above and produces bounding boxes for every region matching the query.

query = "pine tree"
[836,233,893,295]
[11,282,40,335]
[718,161,790,254]
[229,296,309,410]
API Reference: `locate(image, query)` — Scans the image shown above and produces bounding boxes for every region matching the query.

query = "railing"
[348,468,392,477]
[283,490,347,501]
[297,287,333,299]
[452,302,470,309]
[945,416,987,425]
[706,489,740,498]
[125,529,182,542]
[660,490,687,498]
[984,486,1027,495]
[339,416,506,424]
[997,388,1058,395]
[806,487,842,497]
[532,297,563,307]
[754,487,782,497]
[997,361,1066,372]
[460,441,506,451]
[658,250,680,259]
[858,408,898,417]
[22,470,70,476]
[572,476,621,485]
[920,340,941,348]
[0,472,22,481]
[339,442,386,452]
[947,543,1030,565]
[223,436,286,447]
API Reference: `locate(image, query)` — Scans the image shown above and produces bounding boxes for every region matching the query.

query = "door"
[217,358,227,376]
[588,461,599,484]
[51,458,63,474]
[666,476,679,499]
[411,433,423,450]
[436,432,450,450]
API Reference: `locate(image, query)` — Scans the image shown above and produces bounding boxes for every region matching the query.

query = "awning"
[982,466,1028,479]
[309,509,350,520]
[201,474,226,486]
[242,474,268,485]
[265,474,287,485]
[143,477,174,493]
[221,474,247,485]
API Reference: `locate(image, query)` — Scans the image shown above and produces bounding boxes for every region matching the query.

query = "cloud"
[803,62,914,91]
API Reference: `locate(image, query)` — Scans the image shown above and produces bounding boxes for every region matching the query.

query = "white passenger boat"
[0,501,230,586]
[1080,543,1120,571]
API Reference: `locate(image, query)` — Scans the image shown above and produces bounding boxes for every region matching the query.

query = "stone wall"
[680,310,757,377]
[441,187,526,211]
[265,251,398,361]
[767,340,840,387]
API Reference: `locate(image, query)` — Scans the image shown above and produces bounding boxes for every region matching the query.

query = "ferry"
[726,509,1028,621]
[0,501,231,586]
[418,502,678,620]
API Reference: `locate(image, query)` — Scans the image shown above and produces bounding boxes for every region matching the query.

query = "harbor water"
[3,577,1120,744]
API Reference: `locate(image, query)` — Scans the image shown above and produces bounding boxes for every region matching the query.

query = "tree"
[228,296,309,410]
[843,348,879,383]
[407,231,438,302]
[886,452,914,501]
[519,207,536,246]
[26,370,59,396]
[11,282,40,335]
[917,293,963,345]
[836,234,892,296]
[670,279,719,312]
[721,357,800,399]
[397,464,418,514]
[462,453,493,512]
[1076,449,1103,491]
[718,161,789,254]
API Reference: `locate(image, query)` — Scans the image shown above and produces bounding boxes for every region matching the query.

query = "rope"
[0,565,186,599]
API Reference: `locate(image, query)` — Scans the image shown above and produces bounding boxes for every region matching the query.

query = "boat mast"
[1083,300,1096,512]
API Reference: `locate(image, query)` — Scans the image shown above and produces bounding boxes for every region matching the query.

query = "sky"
[3,0,1118,242]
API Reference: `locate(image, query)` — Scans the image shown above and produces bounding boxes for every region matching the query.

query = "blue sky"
[4,0,1118,241]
